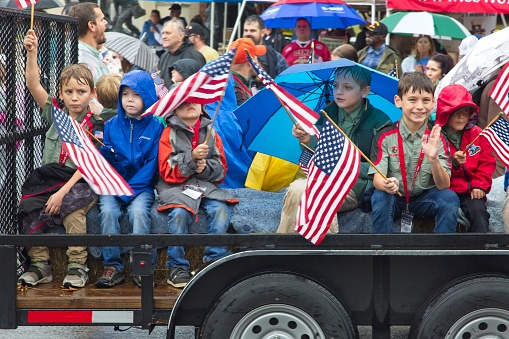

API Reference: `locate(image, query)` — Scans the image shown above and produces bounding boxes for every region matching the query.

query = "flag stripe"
[146,50,235,118]
[52,106,133,196]
[246,54,321,136]
[15,0,37,9]
[489,61,509,114]
[295,120,361,245]
[482,118,509,167]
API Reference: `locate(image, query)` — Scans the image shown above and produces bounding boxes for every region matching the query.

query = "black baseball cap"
[169,4,181,10]
[185,23,206,37]
[367,21,388,35]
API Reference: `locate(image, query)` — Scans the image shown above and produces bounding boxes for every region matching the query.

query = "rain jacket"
[358,44,402,76]
[99,70,164,204]
[436,84,495,194]
[156,115,238,214]
[158,40,206,87]
[319,100,391,199]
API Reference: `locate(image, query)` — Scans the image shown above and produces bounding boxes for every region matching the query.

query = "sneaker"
[63,263,89,288]
[132,275,142,288]
[18,262,52,287]
[95,266,125,288]
[167,267,192,288]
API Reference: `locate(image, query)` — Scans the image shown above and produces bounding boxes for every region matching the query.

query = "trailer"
[2,8,509,339]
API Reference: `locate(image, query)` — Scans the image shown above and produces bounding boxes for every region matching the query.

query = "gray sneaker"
[95,266,125,288]
[63,263,89,288]
[167,267,192,288]
[18,262,53,287]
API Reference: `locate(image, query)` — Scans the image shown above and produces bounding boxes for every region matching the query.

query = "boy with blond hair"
[19,30,104,288]
[96,74,121,122]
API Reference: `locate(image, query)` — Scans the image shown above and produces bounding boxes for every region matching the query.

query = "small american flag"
[489,61,509,114]
[482,116,509,167]
[388,65,397,78]
[15,0,37,9]
[247,53,320,136]
[145,49,235,118]
[151,68,169,99]
[298,147,314,176]
[295,120,360,245]
[51,105,133,196]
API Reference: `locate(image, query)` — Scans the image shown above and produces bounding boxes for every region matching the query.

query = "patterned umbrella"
[0,0,63,10]
[104,32,159,73]
[381,11,471,40]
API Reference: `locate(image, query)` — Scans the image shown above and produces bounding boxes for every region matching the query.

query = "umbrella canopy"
[104,32,159,73]
[234,59,401,164]
[0,0,63,10]
[260,0,366,29]
[435,27,509,96]
[381,11,471,40]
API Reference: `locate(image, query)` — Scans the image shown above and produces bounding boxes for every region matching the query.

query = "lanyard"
[58,110,93,165]
[396,122,429,205]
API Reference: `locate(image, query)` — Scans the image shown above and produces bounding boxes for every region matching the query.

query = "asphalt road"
[0,326,410,338]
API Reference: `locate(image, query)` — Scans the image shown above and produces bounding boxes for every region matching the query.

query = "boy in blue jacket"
[95,71,164,288]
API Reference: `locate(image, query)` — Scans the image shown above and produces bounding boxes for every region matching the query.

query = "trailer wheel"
[199,273,358,339]
[409,275,509,339]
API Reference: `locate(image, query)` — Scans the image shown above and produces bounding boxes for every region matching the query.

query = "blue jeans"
[371,187,459,234]
[99,192,155,271]
[166,198,231,270]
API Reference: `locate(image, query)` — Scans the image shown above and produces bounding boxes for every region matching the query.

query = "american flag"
[295,120,360,245]
[298,147,314,176]
[51,105,134,196]
[15,0,37,9]
[145,49,235,118]
[489,61,509,114]
[247,53,320,136]
[151,68,169,99]
[388,65,397,78]
[482,116,509,167]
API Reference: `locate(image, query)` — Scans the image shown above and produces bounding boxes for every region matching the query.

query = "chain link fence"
[0,8,78,240]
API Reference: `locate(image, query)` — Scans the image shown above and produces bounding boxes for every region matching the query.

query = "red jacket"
[436,84,496,194]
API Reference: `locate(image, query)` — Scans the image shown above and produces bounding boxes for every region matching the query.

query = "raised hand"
[422,124,441,162]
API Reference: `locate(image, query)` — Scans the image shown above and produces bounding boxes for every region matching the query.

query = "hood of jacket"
[436,84,479,129]
[118,70,158,121]
[170,58,202,79]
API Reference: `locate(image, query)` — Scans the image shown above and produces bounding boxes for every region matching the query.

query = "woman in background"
[401,35,435,73]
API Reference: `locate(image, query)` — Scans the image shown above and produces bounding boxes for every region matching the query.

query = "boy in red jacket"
[436,84,496,232]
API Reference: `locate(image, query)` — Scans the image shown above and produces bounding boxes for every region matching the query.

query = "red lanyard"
[58,111,93,165]
[396,122,429,205]
[190,118,201,150]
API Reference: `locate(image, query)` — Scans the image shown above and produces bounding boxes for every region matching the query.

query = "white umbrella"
[435,27,509,97]
[104,32,159,73]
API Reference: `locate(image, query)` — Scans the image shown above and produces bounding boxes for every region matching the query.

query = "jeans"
[99,192,155,271]
[166,198,231,270]
[371,187,459,234]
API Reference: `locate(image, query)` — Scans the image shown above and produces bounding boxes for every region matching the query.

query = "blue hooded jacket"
[100,70,164,203]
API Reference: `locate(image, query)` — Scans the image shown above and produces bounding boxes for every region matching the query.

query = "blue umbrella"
[260,0,366,29]
[234,59,401,164]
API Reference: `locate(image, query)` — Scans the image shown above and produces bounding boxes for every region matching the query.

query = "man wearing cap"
[243,15,289,80]
[158,19,206,88]
[358,21,401,75]
[229,38,266,106]
[161,4,187,27]
[186,23,219,62]
[282,18,331,65]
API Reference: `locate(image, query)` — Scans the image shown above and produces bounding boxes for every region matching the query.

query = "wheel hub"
[445,308,509,339]
[230,304,326,339]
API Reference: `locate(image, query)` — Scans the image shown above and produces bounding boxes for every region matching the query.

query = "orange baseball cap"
[228,38,266,64]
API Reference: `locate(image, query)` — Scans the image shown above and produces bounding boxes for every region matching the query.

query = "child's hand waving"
[422,124,441,162]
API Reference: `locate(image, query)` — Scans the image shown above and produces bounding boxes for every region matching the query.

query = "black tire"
[409,275,509,339]
[199,273,358,339]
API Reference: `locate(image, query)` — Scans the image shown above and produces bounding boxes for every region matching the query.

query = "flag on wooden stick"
[15,0,37,9]
[51,105,133,196]
[482,116,509,167]
[295,119,360,245]
[145,49,235,119]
